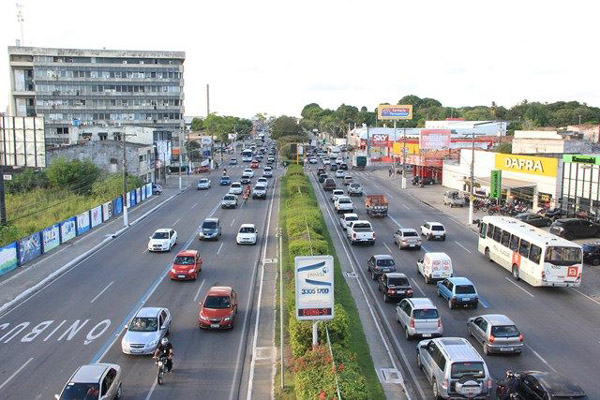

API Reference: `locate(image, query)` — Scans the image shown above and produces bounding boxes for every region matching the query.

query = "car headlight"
[224,314,233,322]
[188,268,195,273]
[171,268,176,273]
[199,314,209,321]
[148,340,158,347]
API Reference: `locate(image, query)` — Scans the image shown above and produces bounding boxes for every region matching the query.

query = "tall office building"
[7,46,185,145]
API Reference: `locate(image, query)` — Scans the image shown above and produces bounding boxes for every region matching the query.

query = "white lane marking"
[142,249,148,254]
[383,243,394,254]
[526,344,558,373]
[0,357,33,390]
[572,288,600,306]
[230,218,236,227]
[216,242,224,255]
[504,277,535,297]
[402,204,410,210]
[455,241,472,253]
[385,192,393,198]
[173,218,181,226]
[91,281,114,304]
[240,177,277,400]
[204,192,209,197]
[193,279,206,303]
[191,202,198,209]
[143,378,158,400]
[411,278,426,296]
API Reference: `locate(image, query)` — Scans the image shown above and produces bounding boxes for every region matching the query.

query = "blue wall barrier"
[0,242,18,276]
[76,211,91,235]
[42,224,61,253]
[18,232,42,266]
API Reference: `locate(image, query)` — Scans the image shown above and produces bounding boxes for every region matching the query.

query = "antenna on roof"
[16,3,25,46]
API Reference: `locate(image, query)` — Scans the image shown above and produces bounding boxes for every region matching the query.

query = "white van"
[416,252,453,284]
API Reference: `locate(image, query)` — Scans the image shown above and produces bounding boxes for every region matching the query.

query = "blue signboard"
[18,232,42,266]
[60,217,77,243]
[130,190,137,207]
[113,196,123,216]
[42,224,61,253]
[0,242,18,276]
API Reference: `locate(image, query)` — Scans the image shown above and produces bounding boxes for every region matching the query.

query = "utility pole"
[0,165,6,225]
[468,130,475,225]
[122,132,129,227]
[402,123,407,189]
[366,125,370,163]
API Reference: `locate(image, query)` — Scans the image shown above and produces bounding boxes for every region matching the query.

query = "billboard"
[392,142,420,156]
[60,217,77,243]
[102,201,112,221]
[0,242,18,276]
[371,134,389,147]
[0,116,46,167]
[76,211,91,235]
[495,154,558,178]
[419,129,451,151]
[295,255,334,321]
[378,105,413,120]
[146,183,152,198]
[490,170,502,199]
[136,188,142,203]
[113,196,123,216]
[90,206,102,228]
[42,224,61,253]
[18,232,42,265]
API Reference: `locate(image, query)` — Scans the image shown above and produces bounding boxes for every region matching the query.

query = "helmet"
[506,370,514,379]
[161,337,169,346]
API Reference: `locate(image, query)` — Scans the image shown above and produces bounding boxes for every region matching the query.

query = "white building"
[512,130,594,155]
[424,120,507,136]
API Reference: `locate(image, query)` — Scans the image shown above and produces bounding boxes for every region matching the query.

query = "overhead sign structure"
[295,255,334,321]
[490,169,502,199]
[419,129,451,151]
[378,105,413,120]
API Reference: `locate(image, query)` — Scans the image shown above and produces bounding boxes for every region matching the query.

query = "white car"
[331,189,345,202]
[334,196,354,213]
[323,159,331,165]
[148,229,177,252]
[340,213,359,230]
[420,221,446,241]
[229,182,243,195]
[243,168,254,178]
[335,169,345,178]
[252,183,267,199]
[121,307,171,355]
[309,157,318,164]
[237,224,258,245]
[257,177,269,187]
[263,167,273,177]
[197,178,211,190]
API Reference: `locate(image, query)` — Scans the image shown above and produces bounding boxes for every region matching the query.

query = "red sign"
[567,266,578,277]
[371,134,389,147]
[405,154,443,167]
[420,129,451,150]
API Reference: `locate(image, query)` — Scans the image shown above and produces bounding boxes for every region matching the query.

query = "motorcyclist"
[153,337,174,372]
[496,370,519,399]
[223,168,227,176]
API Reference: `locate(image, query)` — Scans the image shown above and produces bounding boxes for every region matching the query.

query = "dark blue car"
[220,176,231,186]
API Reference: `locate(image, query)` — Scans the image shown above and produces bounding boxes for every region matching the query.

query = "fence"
[0,183,154,277]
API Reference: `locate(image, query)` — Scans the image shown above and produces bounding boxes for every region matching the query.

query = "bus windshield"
[544,246,582,266]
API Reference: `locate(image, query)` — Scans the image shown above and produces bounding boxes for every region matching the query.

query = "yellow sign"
[392,142,419,156]
[494,154,558,177]
[378,105,413,120]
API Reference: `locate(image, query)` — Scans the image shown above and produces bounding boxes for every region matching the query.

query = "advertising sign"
[371,134,389,147]
[377,105,413,120]
[0,242,18,276]
[113,197,123,216]
[60,217,77,243]
[136,188,142,203]
[295,255,334,321]
[141,186,146,201]
[18,232,42,265]
[42,224,61,253]
[490,170,502,199]
[495,154,558,177]
[76,211,91,235]
[146,183,153,198]
[102,201,112,222]
[130,190,137,207]
[393,142,420,156]
[90,206,103,228]
[419,129,451,151]
[563,154,600,165]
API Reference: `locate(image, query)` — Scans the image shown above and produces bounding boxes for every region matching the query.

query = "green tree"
[494,142,513,154]
[6,168,48,193]
[46,158,101,195]
[271,115,301,139]
[91,174,143,199]
[190,117,203,131]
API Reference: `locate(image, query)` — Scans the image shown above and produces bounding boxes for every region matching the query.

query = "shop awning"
[476,176,536,189]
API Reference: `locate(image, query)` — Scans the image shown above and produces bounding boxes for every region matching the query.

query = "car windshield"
[413,308,439,319]
[199,179,208,184]
[333,191,344,195]
[129,317,158,332]
[403,231,418,237]
[377,259,395,266]
[203,221,217,229]
[339,199,351,204]
[351,184,360,188]
[174,256,195,265]
[582,244,599,251]
[224,195,235,200]
[455,285,476,294]
[432,225,444,231]
[60,382,100,400]
[387,278,408,287]
[346,216,358,221]
[240,227,255,233]
[152,232,169,239]
[491,325,520,338]
[204,295,231,309]
[451,362,485,379]
[221,176,230,180]
[231,183,241,188]
[353,223,371,229]
[544,246,582,266]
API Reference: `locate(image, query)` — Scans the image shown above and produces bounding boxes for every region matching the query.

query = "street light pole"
[468,129,475,225]
[122,132,128,227]
[402,123,407,189]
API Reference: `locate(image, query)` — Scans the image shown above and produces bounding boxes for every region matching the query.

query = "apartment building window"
[98,132,108,141]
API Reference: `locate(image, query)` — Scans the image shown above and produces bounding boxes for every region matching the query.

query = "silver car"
[393,228,422,250]
[121,307,171,355]
[467,314,523,355]
[197,178,211,190]
[396,297,443,340]
[56,363,122,400]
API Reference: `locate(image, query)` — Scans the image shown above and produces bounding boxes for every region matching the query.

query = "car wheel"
[512,264,520,280]
[467,326,473,337]
[432,379,441,400]
[405,327,413,340]
[485,247,492,262]
[564,232,574,240]
[442,235,446,241]
[483,343,490,355]
[592,258,600,266]
[416,353,422,369]
[437,289,442,297]
[383,293,389,302]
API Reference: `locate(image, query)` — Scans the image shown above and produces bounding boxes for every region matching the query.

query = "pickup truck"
[420,221,446,241]
[365,194,388,217]
[347,183,363,196]
[347,220,375,246]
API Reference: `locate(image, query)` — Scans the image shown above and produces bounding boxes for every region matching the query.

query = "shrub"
[6,168,48,193]
[288,304,349,357]
[288,239,329,261]
[46,157,101,195]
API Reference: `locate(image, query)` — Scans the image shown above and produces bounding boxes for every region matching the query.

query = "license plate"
[422,333,431,337]
[500,347,513,352]
[460,297,468,302]
[397,289,404,293]
[178,275,186,279]
[409,244,415,247]
[462,387,479,394]
[210,324,220,328]
[130,349,142,353]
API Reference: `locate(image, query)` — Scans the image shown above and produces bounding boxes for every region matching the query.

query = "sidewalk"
[0,175,186,315]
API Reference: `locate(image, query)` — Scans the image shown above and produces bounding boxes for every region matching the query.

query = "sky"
[1,0,599,119]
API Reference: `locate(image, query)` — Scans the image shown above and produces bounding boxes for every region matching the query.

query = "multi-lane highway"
[0,158,279,400]
[308,163,600,399]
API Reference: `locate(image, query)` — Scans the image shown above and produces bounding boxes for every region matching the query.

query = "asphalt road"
[309,164,600,399]
[0,159,279,400]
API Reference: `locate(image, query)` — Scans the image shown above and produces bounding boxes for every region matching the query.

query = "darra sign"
[494,154,558,177]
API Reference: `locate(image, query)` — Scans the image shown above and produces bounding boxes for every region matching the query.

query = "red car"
[169,250,202,280]
[198,286,238,329]
[195,165,210,174]
[250,160,259,169]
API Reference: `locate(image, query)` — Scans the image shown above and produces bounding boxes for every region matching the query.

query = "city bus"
[478,216,582,287]
[242,148,253,162]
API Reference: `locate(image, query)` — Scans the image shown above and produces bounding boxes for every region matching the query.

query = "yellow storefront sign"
[392,142,420,156]
[494,154,558,177]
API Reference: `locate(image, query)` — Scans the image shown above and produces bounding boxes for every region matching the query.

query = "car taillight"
[373,233,376,240]
[437,318,442,328]
[409,317,415,328]
[352,233,356,239]
[442,379,449,389]
[488,334,495,343]
[518,334,524,342]
[387,289,394,295]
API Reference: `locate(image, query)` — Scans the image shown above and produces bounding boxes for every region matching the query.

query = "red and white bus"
[478,216,582,287]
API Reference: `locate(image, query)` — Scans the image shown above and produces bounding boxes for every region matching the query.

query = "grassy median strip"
[276,165,385,400]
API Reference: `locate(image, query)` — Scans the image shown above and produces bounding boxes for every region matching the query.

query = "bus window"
[501,230,511,247]
[487,224,494,239]
[509,234,519,251]
[519,239,530,258]
[529,244,541,264]
[493,227,502,242]
[544,247,582,266]
[479,223,487,238]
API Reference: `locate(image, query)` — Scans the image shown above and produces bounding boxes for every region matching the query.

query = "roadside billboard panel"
[90,206,102,228]
[42,224,61,253]
[76,211,91,235]
[0,242,18,276]
[419,129,451,150]
[377,105,413,120]
[295,255,334,321]
[60,217,77,243]
[18,232,42,265]
[102,201,112,222]
[371,134,389,147]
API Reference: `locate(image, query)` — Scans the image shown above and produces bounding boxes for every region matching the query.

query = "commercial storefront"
[561,154,600,215]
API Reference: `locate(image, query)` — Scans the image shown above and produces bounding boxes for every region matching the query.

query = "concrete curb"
[0,188,186,316]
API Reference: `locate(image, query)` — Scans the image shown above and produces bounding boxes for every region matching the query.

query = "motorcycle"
[156,355,169,385]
